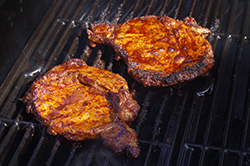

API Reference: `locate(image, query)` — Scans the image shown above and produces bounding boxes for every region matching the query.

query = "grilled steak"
[22,58,140,158]
[87,15,214,86]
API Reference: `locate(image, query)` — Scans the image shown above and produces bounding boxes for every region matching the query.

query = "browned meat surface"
[22,58,140,158]
[87,15,214,86]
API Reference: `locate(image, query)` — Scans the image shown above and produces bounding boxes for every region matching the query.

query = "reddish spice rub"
[22,58,140,158]
[87,15,214,86]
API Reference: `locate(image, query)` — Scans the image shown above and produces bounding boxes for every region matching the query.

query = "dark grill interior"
[0,0,250,165]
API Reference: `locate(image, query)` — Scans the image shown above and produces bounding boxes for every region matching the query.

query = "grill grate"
[0,0,250,165]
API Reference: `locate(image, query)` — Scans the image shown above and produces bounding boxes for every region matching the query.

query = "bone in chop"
[22,58,140,158]
[87,15,214,86]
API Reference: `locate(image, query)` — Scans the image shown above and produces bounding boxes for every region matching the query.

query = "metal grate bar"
[208,0,223,32]
[160,0,170,16]
[0,53,43,119]
[211,32,250,38]
[220,8,243,164]
[8,124,35,166]
[152,1,164,15]
[216,0,230,33]
[135,92,151,134]
[165,92,189,166]
[110,0,130,24]
[188,0,200,17]
[0,1,78,119]
[235,10,250,166]
[144,144,152,166]
[0,0,249,165]
[40,0,93,75]
[63,0,116,63]
[63,33,81,61]
[64,142,79,166]
[241,2,250,154]
[197,0,208,23]
[242,83,250,163]
[239,1,250,37]
[216,0,239,148]
[83,143,97,166]
[0,54,44,119]
[0,122,8,141]
[0,0,65,107]
[98,0,116,22]
[46,139,61,166]
[145,0,158,15]
[86,0,129,68]
[151,92,170,141]
[202,0,215,27]
[137,3,150,17]
[35,0,81,59]
[27,128,47,166]
[198,145,206,166]
[1,1,89,120]
[0,1,72,118]
[130,1,144,17]
[225,0,239,33]
[184,143,242,152]
[0,74,27,118]
[202,0,229,145]
[173,0,184,19]
[0,122,19,164]
[185,95,205,143]
[200,0,244,165]
[223,0,250,155]
[143,91,170,166]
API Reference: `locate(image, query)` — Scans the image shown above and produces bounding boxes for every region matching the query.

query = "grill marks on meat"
[87,15,214,86]
[22,58,140,158]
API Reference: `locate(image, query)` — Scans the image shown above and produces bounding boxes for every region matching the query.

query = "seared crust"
[87,15,214,86]
[22,58,140,157]
[100,119,140,158]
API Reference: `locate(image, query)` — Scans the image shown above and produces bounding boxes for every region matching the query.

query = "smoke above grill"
[0,0,250,165]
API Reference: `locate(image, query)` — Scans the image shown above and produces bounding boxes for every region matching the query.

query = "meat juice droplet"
[174,55,185,65]
[72,20,77,28]
[196,75,214,96]
[166,138,171,143]
[168,47,175,52]
[24,67,42,78]
[57,18,67,25]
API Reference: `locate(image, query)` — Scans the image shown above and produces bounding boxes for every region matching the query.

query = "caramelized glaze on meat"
[87,15,214,86]
[22,58,140,158]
